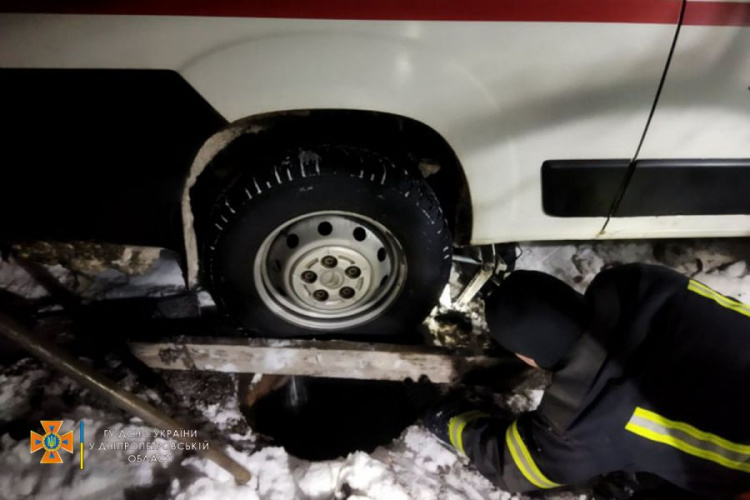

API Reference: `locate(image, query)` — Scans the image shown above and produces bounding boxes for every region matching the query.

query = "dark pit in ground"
[248,377,419,460]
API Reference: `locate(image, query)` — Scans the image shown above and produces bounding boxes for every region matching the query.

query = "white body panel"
[1,12,747,245]
[607,20,750,238]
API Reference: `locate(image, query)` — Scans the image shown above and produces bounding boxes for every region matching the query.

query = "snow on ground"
[515,239,750,300]
[0,356,521,500]
[0,245,185,302]
[0,239,748,500]
[173,427,517,500]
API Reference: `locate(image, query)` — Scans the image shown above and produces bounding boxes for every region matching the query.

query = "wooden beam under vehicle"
[129,337,507,384]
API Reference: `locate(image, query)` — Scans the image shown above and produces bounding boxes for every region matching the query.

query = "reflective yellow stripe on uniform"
[625,407,750,474]
[688,280,750,318]
[505,420,562,489]
[448,410,488,455]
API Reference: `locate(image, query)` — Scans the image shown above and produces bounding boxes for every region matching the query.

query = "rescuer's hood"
[486,270,588,370]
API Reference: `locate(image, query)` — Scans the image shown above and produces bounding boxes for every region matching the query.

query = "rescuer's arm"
[424,401,568,492]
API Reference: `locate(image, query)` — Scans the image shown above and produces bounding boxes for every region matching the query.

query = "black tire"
[203,145,452,337]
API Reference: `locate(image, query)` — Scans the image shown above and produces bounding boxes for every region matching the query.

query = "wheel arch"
[182,109,472,287]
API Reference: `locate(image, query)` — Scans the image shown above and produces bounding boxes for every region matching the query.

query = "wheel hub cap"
[290,245,372,312]
[320,270,343,289]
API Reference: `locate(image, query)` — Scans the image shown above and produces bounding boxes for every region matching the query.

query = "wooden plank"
[129,337,505,384]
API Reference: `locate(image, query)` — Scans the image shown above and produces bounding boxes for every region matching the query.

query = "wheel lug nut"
[313,290,329,301]
[345,266,361,278]
[301,271,317,283]
[321,256,338,268]
[339,287,355,299]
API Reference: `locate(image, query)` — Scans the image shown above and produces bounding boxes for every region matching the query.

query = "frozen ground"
[0,239,749,500]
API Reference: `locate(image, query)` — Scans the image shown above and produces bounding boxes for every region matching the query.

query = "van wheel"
[203,145,452,337]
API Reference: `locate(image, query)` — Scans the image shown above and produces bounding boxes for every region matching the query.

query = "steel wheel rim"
[254,211,407,330]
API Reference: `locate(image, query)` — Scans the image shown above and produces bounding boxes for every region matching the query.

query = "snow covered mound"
[174,427,516,500]
[0,355,516,500]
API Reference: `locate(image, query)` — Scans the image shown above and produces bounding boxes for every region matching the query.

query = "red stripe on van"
[3,0,749,27]
[684,1,750,27]
[0,0,684,24]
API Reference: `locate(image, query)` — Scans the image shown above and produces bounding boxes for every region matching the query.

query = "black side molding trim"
[542,159,750,217]
[542,160,630,217]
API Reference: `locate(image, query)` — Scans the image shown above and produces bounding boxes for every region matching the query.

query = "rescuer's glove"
[591,472,640,500]
[403,376,442,414]
[422,394,478,444]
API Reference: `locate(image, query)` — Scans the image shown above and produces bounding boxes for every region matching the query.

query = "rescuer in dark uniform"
[424,264,750,497]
